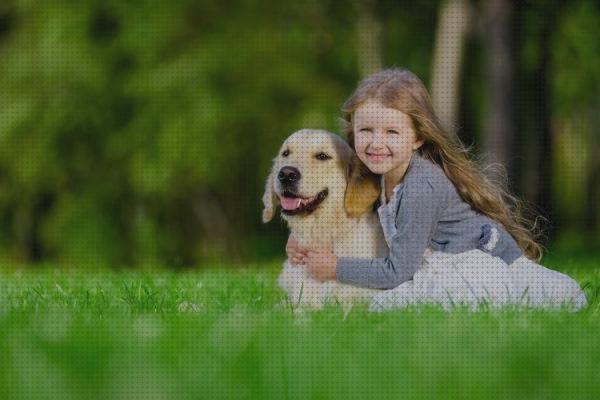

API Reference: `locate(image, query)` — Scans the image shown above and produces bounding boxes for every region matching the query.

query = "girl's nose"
[370,130,386,148]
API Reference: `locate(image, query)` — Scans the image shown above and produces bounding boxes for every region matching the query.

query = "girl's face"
[353,99,423,178]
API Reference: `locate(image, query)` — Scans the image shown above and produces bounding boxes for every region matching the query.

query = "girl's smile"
[365,152,392,163]
[353,100,423,184]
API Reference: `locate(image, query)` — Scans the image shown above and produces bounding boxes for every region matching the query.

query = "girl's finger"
[292,256,304,265]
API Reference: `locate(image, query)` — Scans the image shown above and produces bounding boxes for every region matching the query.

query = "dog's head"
[262,129,379,223]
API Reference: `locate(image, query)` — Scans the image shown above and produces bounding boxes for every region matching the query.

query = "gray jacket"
[336,152,523,289]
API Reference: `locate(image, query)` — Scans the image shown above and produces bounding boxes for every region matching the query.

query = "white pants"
[369,249,588,312]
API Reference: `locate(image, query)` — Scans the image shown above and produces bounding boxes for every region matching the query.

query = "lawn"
[0,246,599,400]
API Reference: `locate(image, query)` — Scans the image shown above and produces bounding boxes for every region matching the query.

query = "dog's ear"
[344,153,380,218]
[262,164,279,223]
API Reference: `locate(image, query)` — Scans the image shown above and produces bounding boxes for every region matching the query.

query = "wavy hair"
[341,68,543,260]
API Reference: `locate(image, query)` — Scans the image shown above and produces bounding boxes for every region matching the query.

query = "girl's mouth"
[366,152,391,162]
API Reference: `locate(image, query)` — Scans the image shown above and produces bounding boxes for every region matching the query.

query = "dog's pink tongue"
[281,197,302,210]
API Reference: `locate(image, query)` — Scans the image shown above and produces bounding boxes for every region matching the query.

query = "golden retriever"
[262,129,386,309]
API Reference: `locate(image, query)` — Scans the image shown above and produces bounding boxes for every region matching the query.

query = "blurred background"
[0,0,597,268]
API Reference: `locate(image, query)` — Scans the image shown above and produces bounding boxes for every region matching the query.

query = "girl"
[287,68,587,310]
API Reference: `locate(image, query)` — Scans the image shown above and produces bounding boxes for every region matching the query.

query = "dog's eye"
[281,149,290,157]
[315,152,331,161]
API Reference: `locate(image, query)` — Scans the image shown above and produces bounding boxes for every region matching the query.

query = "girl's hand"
[305,249,338,282]
[286,235,308,266]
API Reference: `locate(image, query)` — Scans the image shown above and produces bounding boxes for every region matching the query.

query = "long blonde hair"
[342,68,542,260]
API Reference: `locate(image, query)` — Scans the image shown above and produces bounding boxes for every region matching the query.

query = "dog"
[262,129,387,309]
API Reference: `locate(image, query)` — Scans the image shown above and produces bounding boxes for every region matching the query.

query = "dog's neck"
[285,205,353,251]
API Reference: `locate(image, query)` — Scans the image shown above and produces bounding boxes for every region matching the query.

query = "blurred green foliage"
[0,0,597,267]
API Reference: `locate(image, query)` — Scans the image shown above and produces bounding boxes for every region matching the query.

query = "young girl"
[287,68,587,310]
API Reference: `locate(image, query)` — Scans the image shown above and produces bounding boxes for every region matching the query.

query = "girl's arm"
[336,181,445,289]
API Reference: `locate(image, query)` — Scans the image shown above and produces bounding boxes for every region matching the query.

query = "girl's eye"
[281,149,290,157]
[388,130,399,135]
[315,152,331,161]
[358,128,372,133]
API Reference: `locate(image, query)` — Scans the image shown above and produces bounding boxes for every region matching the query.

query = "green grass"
[0,248,599,400]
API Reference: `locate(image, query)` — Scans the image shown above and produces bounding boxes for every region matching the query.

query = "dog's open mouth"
[279,189,328,216]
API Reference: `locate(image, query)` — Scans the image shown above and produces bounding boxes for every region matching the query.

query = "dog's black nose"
[278,166,301,185]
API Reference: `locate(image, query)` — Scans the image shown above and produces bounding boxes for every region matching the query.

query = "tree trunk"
[532,20,553,236]
[431,0,472,133]
[482,0,516,184]
[516,3,558,239]
[356,0,382,77]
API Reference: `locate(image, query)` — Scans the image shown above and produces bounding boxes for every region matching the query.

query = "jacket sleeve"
[336,180,445,289]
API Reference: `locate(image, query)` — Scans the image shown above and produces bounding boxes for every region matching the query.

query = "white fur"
[263,129,386,309]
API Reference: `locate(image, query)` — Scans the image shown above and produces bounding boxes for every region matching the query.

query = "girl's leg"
[509,257,587,310]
